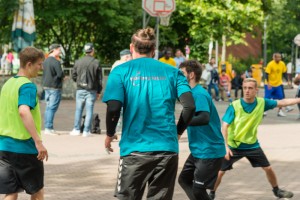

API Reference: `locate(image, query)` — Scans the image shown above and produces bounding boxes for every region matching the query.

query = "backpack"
[77,58,95,89]
[80,113,101,134]
[211,69,219,82]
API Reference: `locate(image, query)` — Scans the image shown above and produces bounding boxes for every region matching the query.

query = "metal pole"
[215,41,218,67]
[263,16,268,68]
[143,10,146,28]
[155,17,159,60]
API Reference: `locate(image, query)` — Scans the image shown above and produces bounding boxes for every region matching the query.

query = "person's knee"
[4,193,18,200]
[219,170,226,177]
[31,188,44,200]
[262,166,272,172]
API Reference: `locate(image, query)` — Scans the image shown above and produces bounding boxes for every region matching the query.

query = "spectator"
[111,49,132,71]
[42,44,64,135]
[69,43,103,137]
[159,49,176,67]
[219,69,232,102]
[174,49,186,68]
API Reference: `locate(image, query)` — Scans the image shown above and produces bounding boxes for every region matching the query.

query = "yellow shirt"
[159,57,176,67]
[265,60,287,87]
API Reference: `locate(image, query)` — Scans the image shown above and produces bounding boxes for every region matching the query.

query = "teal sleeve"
[222,105,235,124]
[177,70,191,98]
[194,93,210,113]
[18,83,37,109]
[102,69,124,103]
[264,98,278,111]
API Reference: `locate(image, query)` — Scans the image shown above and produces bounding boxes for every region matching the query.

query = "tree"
[33,0,142,67]
[171,0,263,62]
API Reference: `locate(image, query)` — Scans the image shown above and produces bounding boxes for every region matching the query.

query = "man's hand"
[267,84,272,90]
[224,146,233,160]
[35,140,48,161]
[178,134,181,140]
[105,135,115,154]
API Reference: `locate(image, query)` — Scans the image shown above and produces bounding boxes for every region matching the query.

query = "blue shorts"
[264,85,284,100]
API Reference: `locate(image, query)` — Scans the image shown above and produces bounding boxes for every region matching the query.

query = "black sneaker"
[209,192,215,200]
[273,188,294,198]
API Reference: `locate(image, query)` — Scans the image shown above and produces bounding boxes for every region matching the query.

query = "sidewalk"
[4,87,300,199]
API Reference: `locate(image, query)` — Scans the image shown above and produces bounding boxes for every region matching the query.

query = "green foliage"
[229,54,261,74]
[0,0,18,45]
[265,0,300,60]
[172,0,263,61]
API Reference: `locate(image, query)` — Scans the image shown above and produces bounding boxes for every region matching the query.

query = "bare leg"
[31,188,44,200]
[4,193,18,200]
[212,171,226,192]
[262,166,278,187]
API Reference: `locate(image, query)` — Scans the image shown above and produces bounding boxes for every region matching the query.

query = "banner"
[12,0,36,52]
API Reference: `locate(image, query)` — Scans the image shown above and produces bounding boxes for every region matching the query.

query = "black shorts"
[0,151,44,195]
[115,151,178,200]
[179,154,223,190]
[221,147,270,171]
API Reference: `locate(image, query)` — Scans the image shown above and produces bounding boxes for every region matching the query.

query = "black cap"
[84,43,94,53]
[49,44,61,53]
[120,49,131,56]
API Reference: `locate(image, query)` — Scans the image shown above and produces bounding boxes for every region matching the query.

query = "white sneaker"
[69,129,81,136]
[285,106,294,112]
[82,131,92,137]
[277,110,287,117]
[44,129,59,135]
[263,112,267,117]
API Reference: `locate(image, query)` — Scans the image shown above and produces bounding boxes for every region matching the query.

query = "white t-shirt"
[286,62,292,74]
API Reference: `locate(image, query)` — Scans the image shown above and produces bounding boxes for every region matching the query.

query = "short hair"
[131,27,156,55]
[179,60,202,82]
[243,78,257,88]
[19,47,45,68]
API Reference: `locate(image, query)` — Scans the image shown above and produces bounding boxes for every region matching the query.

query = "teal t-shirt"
[187,85,226,159]
[222,98,277,149]
[0,76,38,154]
[103,57,191,156]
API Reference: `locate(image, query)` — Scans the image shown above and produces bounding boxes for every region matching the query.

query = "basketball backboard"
[142,0,176,17]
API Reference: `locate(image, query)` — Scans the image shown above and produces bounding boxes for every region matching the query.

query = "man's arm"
[177,92,196,138]
[97,64,103,94]
[283,72,288,82]
[19,105,48,161]
[277,98,300,108]
[72,62,78,82]
[189,111,210,126]
[221,122,232,160]
[105,100,122,153]
[54,60,65,79]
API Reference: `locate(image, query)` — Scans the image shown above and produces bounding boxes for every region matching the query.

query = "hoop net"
[159,13,171,26]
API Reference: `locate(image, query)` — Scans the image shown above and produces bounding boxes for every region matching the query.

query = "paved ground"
[3,87,300,200]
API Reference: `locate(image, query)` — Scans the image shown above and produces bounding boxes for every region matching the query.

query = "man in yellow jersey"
[209,78,300,199]
[0,47,48,199]
[264,53,291,117]
[159,49,176,67]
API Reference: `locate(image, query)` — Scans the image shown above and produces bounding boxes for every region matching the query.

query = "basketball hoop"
[159,13,171,26]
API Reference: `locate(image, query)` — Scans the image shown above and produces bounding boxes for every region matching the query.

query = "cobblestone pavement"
[3,87,300,200]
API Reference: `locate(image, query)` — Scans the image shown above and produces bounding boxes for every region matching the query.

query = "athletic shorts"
[115,151,178,200]
[264,85,284,100]
[221,147,270,171]
[179,154,223,190]
[0,151,44,195]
